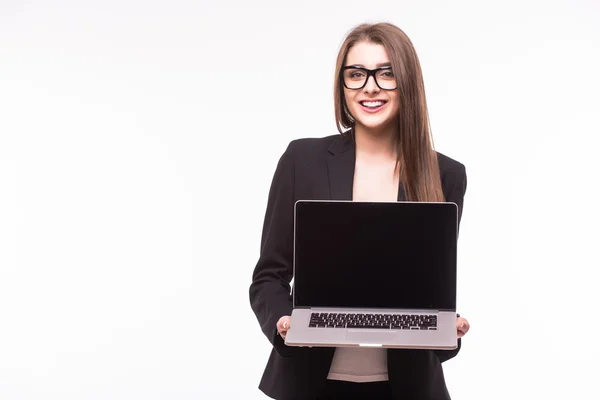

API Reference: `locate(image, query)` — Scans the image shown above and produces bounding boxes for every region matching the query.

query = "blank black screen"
[293,201,457,310]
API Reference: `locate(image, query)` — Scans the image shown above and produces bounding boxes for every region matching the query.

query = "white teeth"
[361,101,384,108]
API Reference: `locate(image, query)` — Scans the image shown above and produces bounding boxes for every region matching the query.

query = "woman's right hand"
[276,316,292,339]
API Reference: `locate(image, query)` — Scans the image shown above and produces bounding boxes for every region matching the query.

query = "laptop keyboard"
[309,312,437,330]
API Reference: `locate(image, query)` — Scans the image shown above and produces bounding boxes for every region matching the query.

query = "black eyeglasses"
[341,65,397,91]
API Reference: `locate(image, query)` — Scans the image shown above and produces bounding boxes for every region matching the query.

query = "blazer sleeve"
[249,141,296,357]
[435,161,467,364]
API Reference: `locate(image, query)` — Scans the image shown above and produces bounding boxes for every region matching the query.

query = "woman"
[249,22,470,400]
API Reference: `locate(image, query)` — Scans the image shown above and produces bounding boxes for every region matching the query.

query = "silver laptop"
[284,200,459,350]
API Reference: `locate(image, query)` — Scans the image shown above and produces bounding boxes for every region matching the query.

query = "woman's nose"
[363,75,380,93]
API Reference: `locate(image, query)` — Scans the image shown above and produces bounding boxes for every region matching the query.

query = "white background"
[1,0,599,398]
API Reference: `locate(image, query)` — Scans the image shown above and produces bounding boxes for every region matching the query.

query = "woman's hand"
[277,316,292,339]
[457,316,470,338]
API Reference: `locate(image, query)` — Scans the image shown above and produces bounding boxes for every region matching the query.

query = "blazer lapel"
[326,134,408,202]
[397,182,407,201]
[326,135,355,200]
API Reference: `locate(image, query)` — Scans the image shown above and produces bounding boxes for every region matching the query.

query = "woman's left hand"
[457,317,470,338]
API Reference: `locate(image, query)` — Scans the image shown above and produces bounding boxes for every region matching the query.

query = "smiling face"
[342,41,400,134]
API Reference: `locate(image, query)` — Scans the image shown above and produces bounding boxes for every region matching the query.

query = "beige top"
[327,347,389,382]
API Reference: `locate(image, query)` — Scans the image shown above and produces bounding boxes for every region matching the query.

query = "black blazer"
[249,134,467,400]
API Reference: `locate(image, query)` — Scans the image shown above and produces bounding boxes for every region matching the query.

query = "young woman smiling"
[250,22,470,400]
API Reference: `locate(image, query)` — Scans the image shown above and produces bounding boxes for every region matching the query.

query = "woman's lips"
[359,100,387,113]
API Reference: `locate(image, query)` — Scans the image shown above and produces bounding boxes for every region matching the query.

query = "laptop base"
[284,308,458,350]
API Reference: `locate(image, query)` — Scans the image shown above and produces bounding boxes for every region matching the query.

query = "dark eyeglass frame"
[341,65,397,91]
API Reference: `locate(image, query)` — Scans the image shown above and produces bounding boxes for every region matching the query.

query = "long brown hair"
[334,22,444,202]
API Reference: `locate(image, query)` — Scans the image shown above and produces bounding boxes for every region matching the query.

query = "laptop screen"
[293,201,457,311]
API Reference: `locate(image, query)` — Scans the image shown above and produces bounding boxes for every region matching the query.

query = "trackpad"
[346,330,397,343]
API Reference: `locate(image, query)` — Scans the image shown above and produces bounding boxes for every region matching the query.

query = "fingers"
[457,324,467,338]
[456,317,470,338]
[277,316,292,339]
